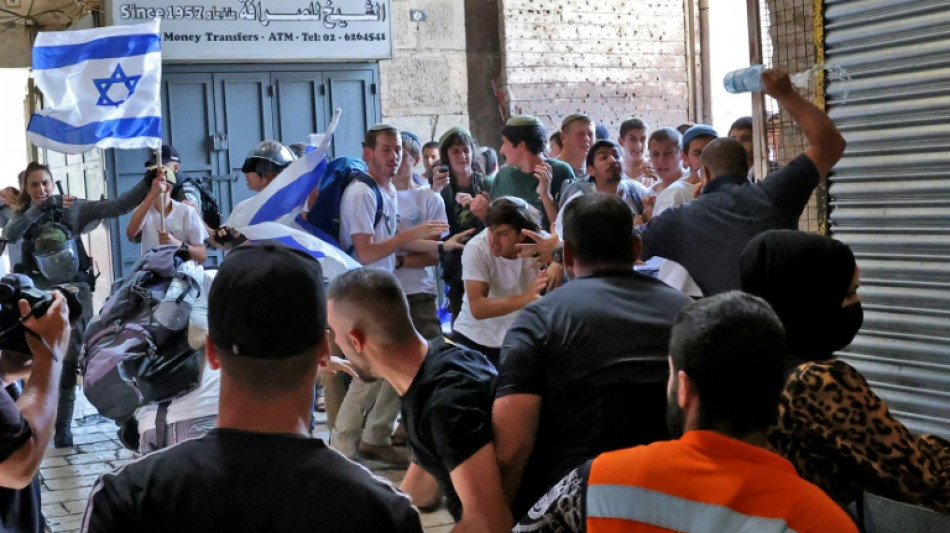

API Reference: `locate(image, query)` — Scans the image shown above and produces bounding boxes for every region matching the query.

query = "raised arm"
[0,294,69,489]
[73,175,151,231]
[126,178,165,242]
[3,204,44,243]
[762,68,846,179]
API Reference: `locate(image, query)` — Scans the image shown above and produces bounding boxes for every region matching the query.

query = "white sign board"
[107,0,392,61]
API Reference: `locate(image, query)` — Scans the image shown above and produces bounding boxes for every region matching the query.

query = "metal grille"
[825,0,950,438]
[760,0,824,232]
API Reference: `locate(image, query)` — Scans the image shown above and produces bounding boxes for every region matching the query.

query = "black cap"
[208,241,326,359]
[144,144,181,167]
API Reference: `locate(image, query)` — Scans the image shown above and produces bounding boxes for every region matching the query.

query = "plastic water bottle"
[723,65,766,94]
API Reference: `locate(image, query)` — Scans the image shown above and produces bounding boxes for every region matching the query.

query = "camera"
[0,274,81,355]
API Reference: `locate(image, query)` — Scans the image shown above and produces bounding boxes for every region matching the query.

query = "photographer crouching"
[0,288,71,533]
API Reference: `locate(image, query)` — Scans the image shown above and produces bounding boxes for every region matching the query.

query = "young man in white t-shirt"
[127,175,209,263]
[452,197,549,367]
[332,124,449,465]
[392,131,470,341]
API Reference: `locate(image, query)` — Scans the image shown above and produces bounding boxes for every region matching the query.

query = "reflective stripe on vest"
[587,484,800,533]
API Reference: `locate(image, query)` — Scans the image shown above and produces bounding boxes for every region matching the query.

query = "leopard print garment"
[769,358,950,515]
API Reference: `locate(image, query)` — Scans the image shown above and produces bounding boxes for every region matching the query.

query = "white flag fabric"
[226,109,342,230]
[239,222,360,281]
[225,145,328,231]
[27,19,162,154]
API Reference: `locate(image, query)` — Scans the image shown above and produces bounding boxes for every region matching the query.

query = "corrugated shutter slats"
[825,0,950,438]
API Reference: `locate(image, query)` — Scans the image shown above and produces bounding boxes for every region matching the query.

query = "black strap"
[855,492,867,533]
[153,400,172,450]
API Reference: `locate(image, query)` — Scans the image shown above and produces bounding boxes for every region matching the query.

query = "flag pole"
[156,146,166,233]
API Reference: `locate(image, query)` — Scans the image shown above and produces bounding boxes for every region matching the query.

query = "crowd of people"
[0,67,946,532]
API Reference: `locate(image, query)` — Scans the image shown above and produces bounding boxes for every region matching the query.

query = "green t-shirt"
[489,159,575,228]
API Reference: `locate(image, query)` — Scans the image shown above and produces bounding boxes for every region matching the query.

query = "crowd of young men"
[0,67,878,532]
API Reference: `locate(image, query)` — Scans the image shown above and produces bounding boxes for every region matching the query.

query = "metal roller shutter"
[825,0,950,437]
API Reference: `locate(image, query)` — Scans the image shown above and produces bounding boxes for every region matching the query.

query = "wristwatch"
[396,255,406,269]
[437,242,445,255]
[552,245,564,264]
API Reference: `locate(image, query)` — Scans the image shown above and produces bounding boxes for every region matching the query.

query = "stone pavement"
[39,388,455,533]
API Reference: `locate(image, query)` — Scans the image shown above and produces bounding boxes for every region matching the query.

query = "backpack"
[297,157,382,252]
[18,206,97,290]
[172,177,221,230]
[80,245,203,422]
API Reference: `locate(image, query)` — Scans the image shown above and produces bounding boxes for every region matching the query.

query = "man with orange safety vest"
[513,292,858,533]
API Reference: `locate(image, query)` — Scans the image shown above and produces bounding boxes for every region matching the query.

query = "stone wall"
[497,0,690,135]
[0,0,95,68]
[379,0,470,144]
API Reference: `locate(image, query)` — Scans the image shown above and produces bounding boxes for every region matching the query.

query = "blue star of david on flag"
[93,64,142,107]
[26,19,162,154]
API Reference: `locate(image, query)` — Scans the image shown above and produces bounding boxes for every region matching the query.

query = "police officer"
[3,162,155,447]
[222,140,297,230]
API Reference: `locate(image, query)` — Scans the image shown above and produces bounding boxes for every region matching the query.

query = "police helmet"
[241,141,295,175]
[32,225,80,283]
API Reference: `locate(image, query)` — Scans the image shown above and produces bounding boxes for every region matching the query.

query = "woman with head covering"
[740,230,950,515]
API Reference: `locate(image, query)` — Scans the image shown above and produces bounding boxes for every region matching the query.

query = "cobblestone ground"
[40,389,454,533]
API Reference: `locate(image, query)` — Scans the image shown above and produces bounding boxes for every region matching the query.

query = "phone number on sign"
[344,33,387,41]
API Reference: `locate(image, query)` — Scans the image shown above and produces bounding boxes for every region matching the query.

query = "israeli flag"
[26,19,162,154]
[227,109,342,230]
[240,222,360,281]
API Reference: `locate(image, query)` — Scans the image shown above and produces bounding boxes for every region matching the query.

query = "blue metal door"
[105,64,379,280]
[326,69,377,159]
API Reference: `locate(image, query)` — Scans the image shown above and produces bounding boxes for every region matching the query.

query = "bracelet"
[396,255,405,269]
[437,242,445,255]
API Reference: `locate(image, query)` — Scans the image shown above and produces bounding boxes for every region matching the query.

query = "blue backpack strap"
[294,214,344,249]
[352,172,384,229]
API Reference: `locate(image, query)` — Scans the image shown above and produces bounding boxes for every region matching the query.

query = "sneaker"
[357,441,410,466]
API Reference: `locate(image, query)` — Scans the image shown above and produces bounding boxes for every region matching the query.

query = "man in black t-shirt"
[328,268,511,531]
[640,68,847,296]
[82,242,422,533]
[0,292,71,533]
[493,194,693,520]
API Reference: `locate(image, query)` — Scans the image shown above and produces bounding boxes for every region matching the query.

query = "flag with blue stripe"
[240,222,360,281]
[226,109,342,230]
[26,19,162,154]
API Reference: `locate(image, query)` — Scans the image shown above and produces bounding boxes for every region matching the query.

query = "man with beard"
[553,140,649,236]
[331,124,449,465]
[493,194,691,521]
[327,268,511,532]
[513,292,858,533]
